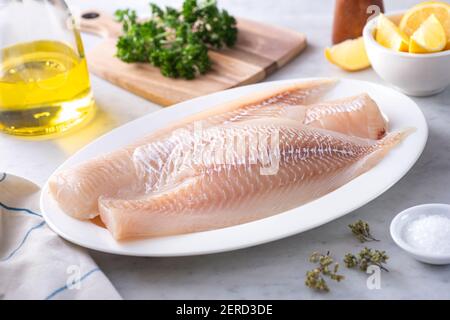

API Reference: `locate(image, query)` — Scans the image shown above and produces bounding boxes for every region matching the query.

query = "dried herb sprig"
[348,219,379,243]
[344,247,389,272]
[305,251,344,292]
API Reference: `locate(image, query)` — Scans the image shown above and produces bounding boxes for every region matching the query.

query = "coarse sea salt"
[404,215,450,255]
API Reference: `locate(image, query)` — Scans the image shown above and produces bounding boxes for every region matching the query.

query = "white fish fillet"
[302,93,387,139]
[50,79,339,219]
[49,80,387,221]
[229,93,387,139]
[98,118,410,240]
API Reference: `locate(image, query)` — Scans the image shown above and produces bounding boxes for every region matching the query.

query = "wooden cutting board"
[80,10,307,106]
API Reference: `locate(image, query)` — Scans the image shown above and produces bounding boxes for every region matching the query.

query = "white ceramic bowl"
[363,13,450,97]
[390,203,450,265]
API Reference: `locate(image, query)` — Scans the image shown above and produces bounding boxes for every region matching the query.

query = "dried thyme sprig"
[305,251,344,292]
[344,247,389,272]
[348,219,379,243]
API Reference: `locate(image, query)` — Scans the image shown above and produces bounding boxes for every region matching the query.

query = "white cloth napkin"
[0,172,121,300]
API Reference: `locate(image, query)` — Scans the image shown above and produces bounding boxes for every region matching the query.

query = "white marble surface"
[1,0,450,299]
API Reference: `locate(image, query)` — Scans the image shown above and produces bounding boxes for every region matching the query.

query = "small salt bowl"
[390,203,450,265]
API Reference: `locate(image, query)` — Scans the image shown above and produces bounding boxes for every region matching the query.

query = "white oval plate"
[40,78,428,257]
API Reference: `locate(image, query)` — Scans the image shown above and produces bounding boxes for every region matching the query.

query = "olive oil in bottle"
[0,40,95,136]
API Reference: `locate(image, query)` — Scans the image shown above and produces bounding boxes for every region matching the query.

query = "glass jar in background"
[332,0,385,44]
[0,0,95,136]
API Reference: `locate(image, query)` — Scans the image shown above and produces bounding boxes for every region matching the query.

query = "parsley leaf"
[115,0,237,79]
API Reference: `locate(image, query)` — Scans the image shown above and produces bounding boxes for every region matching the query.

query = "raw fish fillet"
[131,78,339,145]
[49,80,386,220]
[50,79,338,219]
[98,118,409,240]
[303,93,387,139]
[228,93,387,139]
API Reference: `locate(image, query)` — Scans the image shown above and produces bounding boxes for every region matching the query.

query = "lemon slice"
[375,14,410,52]
[400,1,450,50]
[325,37,370,71]
[409,14,447,53]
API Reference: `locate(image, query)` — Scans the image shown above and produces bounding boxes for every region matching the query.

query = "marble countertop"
[1,0,449,299]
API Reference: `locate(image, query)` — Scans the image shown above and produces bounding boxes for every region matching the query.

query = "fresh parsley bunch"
[115,0,237,79]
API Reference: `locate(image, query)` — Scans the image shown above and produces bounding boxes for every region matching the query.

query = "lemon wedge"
[325,37,370,71]
[400,1,450,50]
[375,14,410,52]
[409,14,447,53]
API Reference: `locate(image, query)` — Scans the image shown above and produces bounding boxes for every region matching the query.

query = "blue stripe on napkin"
[1,221,46,261]
[45,267,101,300]
[0,202,43,217]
